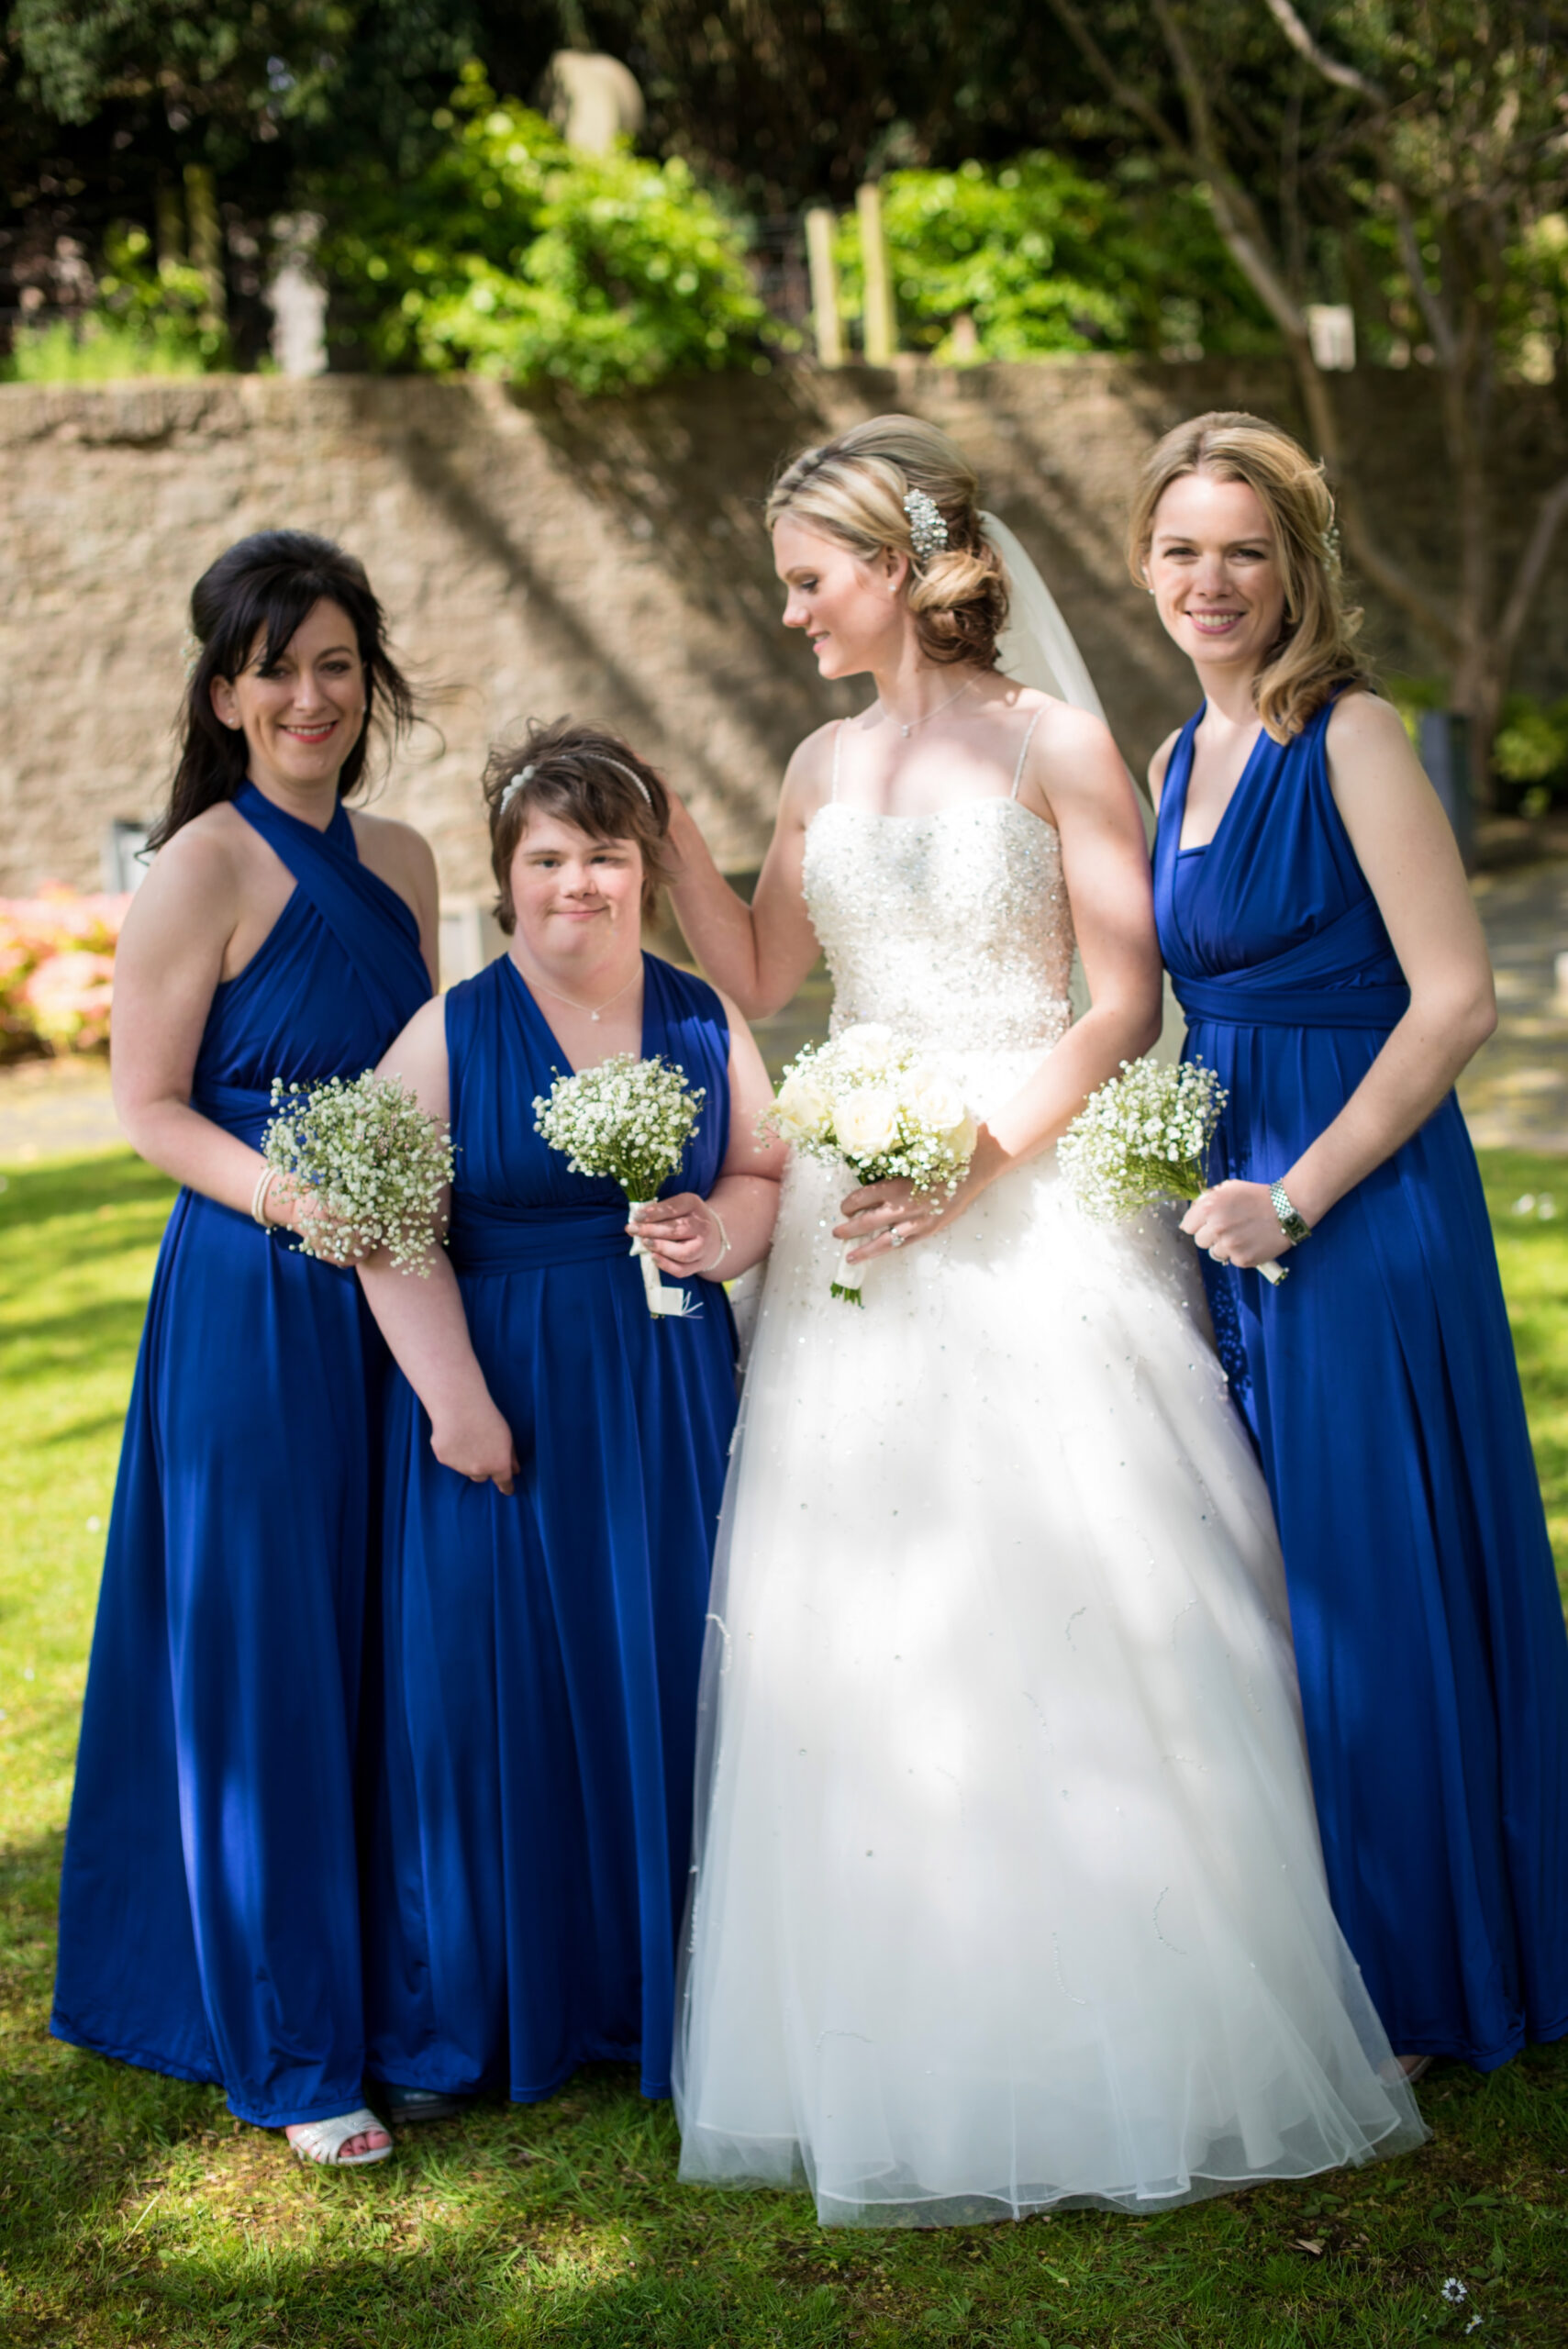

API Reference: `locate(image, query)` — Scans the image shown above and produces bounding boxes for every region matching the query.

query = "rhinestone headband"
[903,487,949,563]
[500,758,654,812]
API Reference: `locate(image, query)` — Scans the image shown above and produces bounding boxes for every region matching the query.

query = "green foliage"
[2,227,230,382]
[1,1142,1566,2342]
[322,65,776,395]
[835,154,1272,363]
[1494,696,1568,799]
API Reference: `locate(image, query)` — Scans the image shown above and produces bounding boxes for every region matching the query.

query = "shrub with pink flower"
[0,885,130,1057]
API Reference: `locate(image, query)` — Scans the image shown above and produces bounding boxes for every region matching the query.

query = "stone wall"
[4,359,1565,918]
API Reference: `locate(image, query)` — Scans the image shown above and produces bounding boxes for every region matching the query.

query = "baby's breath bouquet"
[533,1052,706,1319]
[761,1022,979,1305]
[262,1073,454,1275]
[1057,1054,1284,1285]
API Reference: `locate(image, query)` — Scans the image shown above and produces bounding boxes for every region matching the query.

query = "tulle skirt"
[673,1118,1426,2225]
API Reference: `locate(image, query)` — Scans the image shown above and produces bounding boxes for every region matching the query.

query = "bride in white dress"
[665,415,1423,2226]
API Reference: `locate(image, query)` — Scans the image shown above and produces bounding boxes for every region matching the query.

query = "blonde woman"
[669,415,1422,2226]
[1140,410,1568,2080]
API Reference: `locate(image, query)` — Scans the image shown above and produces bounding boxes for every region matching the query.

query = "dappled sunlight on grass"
[2,1148,1566,2344]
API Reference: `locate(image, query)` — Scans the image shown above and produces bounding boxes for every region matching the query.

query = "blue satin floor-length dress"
[51,783,430,2128]
[363,952,739,2105]
[1153,698,1568,2070]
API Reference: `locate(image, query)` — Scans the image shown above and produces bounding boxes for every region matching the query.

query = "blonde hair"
[765,414,1008,669]
[1127,411,1369,741]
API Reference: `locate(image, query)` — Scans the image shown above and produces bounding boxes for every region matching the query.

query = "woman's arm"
[1183,691,1496,1269]
[355,996,517,1491]
[839,706,1164,1262]
[628,998,789,1283]
[664,735,829,1019]
[110,824,283,1218]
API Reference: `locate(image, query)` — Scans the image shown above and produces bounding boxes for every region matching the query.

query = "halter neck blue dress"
[52,783,431,2128]
[1153,696,1568,2070]
[363,951,738,2105]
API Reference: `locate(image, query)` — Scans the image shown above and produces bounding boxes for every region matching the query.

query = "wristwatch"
[1270,1181,1312,1246]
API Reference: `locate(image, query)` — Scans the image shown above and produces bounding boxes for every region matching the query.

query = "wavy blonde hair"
[1127,411,1369,740]
[765,414,1008,669]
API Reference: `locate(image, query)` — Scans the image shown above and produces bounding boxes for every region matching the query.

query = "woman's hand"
[834,1131,1005,1264]
[428,1396,518,1494]
[1181,1180,1290,1272]
[266,1180,359,1267]
[628,1193,727,1279]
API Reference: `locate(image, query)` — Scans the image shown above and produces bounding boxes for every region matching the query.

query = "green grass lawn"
[2,1147,1565,2349]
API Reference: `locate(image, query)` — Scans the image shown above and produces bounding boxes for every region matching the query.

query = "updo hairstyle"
[765,414,1009,670]
[1126,411,1370,742]
[484,718,673,931]
[152,529,417,850]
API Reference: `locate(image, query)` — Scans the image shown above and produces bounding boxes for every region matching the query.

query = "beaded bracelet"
[251,1166,280,1229]
[700,1202,732,1275]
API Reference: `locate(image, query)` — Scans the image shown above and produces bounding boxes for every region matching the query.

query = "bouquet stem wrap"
[628,1200,701,1317]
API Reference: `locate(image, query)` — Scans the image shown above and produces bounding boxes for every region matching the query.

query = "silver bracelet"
[251,1165,280,1228]
[700,1201,732,1275]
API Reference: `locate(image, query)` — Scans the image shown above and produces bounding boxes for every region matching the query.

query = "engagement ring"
[889,1228,906,1248]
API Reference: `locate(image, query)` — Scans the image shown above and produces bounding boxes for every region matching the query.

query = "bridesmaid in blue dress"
[52,532,436,2165]
[1137,413,1568,2076]
[355,722,784,2118]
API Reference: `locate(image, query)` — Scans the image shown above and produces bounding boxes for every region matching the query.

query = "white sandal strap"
[288,2108,392,2165]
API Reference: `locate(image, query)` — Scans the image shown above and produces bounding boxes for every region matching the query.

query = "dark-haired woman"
[353,723,783,2110]
[52,532,436,2165]
[1140,412,1568,2076]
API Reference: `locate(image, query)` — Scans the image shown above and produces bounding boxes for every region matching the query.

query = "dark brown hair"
[150,529,417,851]
[765,413,1008,670]
[484,719,674,931]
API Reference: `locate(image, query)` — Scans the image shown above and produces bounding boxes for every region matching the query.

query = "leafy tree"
[1046,0,1568,792]
[321,65,775,395]
[833,152,1274,362]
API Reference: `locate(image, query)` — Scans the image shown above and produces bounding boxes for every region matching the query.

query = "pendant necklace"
[890,679,973,739]
[532,968,640,1023]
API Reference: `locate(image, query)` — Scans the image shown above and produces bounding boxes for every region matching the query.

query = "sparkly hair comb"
[903,487,949,563]
[499,758,655,813]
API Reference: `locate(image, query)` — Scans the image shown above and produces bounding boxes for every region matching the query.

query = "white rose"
[904,1067,967,1135]
[833,1022,897,1071]
[944,1108,979,1165]
[773,1068,832,1141]
[836,1086,901,1156]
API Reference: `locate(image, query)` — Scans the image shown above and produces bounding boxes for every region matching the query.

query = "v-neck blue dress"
[362,951,739,2104]
[52,784,431,2127]
[1153,696,1568,2070]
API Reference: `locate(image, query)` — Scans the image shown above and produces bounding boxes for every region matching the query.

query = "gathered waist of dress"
[448,1195,632,1276]
[1173,974,1410,1031]
[192,1082,277,1146]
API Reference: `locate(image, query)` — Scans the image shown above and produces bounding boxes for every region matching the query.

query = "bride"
[666,415,1423,2225]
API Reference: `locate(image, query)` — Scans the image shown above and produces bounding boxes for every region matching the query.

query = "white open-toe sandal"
[286,2108,394,2167]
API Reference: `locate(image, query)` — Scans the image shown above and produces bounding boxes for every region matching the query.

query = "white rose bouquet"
[261,1073,455,1275]
[1057,1054,1285,1285]
[533,1052,706,1319]
[761,1022,979,1305]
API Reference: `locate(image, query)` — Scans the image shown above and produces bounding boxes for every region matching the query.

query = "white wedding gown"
[673,774,1425,2226]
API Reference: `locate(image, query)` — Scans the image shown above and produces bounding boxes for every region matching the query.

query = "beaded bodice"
[802,798,1074,1105]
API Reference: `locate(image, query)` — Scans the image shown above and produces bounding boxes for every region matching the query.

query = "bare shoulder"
[378,990,450,1090]
[1147,727,1183,808]
[1028,695,1128,805]
[780,718,842,821]
[1325,686,1413,763]
[350,807,438,889]
[130,804,247,924]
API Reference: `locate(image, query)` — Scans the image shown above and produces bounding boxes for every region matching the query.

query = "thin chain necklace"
[886,678,973,739]
[530,965,641,1023]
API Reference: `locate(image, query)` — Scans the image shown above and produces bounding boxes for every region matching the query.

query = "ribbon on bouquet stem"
[627,1200,702,1319]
